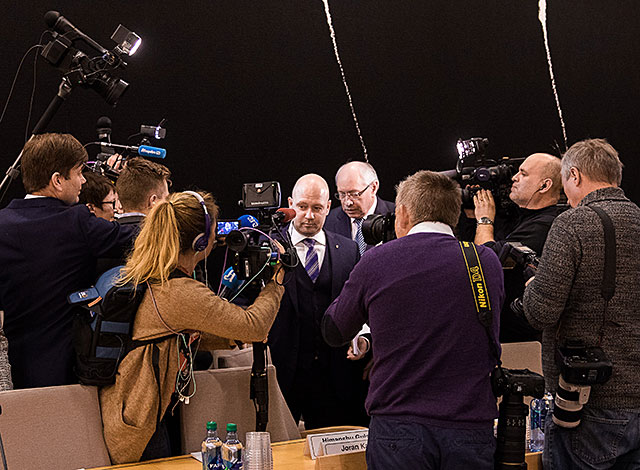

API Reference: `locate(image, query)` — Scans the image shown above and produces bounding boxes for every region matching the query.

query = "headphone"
[183,191,211,252]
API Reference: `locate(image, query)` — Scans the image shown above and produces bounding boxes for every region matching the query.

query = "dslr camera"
[552,339,613,428]
[224,182,296,287]
[498,242,540,316]
[362,211,396,246]
[491,367,545,469]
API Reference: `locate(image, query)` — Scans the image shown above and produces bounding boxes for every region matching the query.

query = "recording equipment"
[140,124,167,140]
[499,242,540,317]
[216,220,240,244]
[274,208,296,224]
[96,116,112,142]
[88,142,167,159]
[362,211,396,245]
[238,214,260,228]
[183,191,211,252]
[440,138,523,214]
[240,182,281,210]
[44,11,108,54]
[552,340,612,428]
[218,267,244,300]
[492,367,545,469]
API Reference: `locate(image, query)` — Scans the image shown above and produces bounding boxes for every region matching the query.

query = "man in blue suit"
[267,174,368,429]
[0,133,136,389]
[324,161,395,255]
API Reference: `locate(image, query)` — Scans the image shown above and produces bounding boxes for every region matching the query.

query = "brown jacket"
[99,277,284,464]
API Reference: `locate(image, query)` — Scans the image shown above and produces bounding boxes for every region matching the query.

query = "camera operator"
[100,191,285,463]
[523,139,640,468]
[322,170,505,470]
[0,133,136,389]
[325,161,395,255]
[472,153,562,342]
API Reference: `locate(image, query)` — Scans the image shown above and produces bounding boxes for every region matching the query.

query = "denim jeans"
[543,405,640,469]
[366,415,495,470]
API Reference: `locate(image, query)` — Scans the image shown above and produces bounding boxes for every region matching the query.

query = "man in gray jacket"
[523,138,640,469]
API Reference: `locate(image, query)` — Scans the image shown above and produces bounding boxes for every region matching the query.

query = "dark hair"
[396,170,461,228]
[116,157,171,211]
[21,133,88,193]
[79,171,116,206]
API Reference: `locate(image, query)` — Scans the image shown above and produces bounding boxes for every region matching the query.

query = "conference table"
[94,438,542,469]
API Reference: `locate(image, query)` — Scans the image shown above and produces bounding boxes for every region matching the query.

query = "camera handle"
[0,77,74,205]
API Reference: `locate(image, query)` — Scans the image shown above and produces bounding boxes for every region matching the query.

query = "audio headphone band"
[183,190,211,252]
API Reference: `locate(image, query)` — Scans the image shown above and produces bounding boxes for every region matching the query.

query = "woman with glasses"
[79,170,121,221]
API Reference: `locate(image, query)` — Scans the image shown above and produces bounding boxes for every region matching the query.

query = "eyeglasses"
[335,183,372,201]
[101,200,117,210]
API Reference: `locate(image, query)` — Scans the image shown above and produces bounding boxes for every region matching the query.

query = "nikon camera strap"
[459,241,502,367]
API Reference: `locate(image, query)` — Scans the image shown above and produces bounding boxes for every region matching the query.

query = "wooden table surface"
[94,438,542,470]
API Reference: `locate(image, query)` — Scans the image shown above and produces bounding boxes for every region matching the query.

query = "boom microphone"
[87,142,166,159]
[44,11,108,54]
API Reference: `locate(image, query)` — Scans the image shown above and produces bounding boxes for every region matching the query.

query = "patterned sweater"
[523,187,640,409]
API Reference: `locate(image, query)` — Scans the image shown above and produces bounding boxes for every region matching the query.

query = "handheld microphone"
[44,11,108,54]
[274,208,296,224]
[219,267,243,299]
[238,214,260,228]
[96,116,112,142]
[88,142,166,159]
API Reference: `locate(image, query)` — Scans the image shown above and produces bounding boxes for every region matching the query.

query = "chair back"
[180,365,300,453]
[500,341,543,375]
[0,384,111,470]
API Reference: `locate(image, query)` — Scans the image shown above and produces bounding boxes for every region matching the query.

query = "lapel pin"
[335,244,339,248]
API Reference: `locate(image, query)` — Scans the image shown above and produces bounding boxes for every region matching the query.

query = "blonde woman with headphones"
[99,191,285,464]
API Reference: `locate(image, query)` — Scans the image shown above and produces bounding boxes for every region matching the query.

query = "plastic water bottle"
[529,393,553,452]
[529,398,544,452]
[222,423,243,470]
[202,421,224,470]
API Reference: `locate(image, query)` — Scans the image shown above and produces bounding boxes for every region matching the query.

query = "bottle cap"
[206,421,217,430]
[227,423,237,432]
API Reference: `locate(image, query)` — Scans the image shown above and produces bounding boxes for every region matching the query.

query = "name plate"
[307,429,368,459]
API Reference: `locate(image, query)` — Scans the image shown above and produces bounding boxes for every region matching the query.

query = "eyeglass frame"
[101,200,118,210]
[334,182,373,201]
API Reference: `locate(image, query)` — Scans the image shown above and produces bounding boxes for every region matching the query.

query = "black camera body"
[492,367,545,399]
[449,138,523,215]
[226,182,295,286]
[362,211,396,246]
[556,340,613,386]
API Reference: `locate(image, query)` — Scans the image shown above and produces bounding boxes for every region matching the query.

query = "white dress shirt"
[288,224,327,271]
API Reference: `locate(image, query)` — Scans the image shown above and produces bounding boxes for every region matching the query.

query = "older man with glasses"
[325,161,395,255]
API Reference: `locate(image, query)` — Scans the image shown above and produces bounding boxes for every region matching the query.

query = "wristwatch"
[477,217,494,226]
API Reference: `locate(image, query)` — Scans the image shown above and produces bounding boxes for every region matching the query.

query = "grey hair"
[335,161,378,185]
[561,138,623,185]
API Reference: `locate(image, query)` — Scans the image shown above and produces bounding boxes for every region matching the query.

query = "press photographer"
[471,152,562,342]
[523,139,640,468]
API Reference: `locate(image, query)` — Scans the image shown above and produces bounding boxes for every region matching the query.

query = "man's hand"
[347,336,369,361]
[106,153,125,171]
[473,189,496,221]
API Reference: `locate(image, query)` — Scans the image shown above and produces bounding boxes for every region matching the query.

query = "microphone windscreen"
[44,11,60,28]
[238,214,259,228]
[221,267,242,289]
[96,116,112,129]
[276,208,296,223]
[137,145,166,159]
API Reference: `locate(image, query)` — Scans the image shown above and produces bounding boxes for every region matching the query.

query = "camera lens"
[226,230,249,252]
[552,375,587,428]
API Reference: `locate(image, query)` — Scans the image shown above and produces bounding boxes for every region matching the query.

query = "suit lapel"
[326,231,344,300]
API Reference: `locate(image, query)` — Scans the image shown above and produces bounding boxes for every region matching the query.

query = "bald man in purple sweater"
[322,170,504,470]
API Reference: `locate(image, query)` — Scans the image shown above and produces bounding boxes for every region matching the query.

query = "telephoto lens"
[552,375,591,428]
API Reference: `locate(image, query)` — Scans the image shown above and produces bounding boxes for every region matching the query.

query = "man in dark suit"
[0,133,136,389]
[267,174,368,429]
[325,161,395,254]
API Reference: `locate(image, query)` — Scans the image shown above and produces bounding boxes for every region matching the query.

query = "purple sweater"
[323,232,504,428]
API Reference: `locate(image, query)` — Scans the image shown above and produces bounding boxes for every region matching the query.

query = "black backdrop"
[2,0,639,213]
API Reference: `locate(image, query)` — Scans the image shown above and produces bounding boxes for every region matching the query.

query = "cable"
[0,44,44,129]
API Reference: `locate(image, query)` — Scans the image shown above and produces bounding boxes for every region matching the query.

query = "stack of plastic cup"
[244,431,273,470]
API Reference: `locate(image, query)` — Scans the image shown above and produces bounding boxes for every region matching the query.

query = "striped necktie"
[354,218,367,256]
[302,238,320,282]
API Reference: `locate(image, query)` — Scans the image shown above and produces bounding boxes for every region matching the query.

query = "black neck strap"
[459,241,502,367]
[587,204,616,345]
